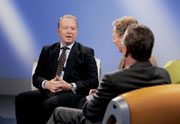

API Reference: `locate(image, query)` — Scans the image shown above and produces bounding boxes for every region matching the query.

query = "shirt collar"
[60,41,75,50]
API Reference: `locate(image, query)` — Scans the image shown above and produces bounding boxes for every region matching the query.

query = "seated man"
[112,17,157,70]
[47,24,171,124]
[15,15,98,124]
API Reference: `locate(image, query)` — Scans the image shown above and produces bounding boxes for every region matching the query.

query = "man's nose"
[67,28,72,33]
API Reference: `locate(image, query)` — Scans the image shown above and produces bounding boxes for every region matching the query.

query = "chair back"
[103,84,180,124]
[31,59,38,90]
[164,60,180,84]
[94,56,102,83]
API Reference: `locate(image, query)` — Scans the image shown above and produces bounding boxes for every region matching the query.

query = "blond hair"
[58,15,78,28]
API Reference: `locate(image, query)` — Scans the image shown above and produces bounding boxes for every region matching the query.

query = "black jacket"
[33,41,98,96]
[83,61,171,122]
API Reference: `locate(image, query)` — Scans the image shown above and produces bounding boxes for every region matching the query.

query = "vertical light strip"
[114,0,180,67]
[0,0,36,68]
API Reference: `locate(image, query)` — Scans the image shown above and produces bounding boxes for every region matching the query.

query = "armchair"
[103,84,180,124]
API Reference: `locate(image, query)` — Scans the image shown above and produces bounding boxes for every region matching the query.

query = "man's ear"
[57,28,60,35]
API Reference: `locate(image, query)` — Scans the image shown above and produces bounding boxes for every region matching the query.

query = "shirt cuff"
[42,80,47,89]
[71,83,77,94]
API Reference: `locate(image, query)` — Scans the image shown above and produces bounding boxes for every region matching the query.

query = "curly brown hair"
[113,16,138,37]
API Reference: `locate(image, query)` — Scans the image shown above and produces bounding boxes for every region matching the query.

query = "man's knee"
[15,91,40,107]
[54,107,68,116]
[15,92,27,106]
[53,107,73,119]
[54,107,63,117]
[41,98,56,111]
[54,107,83,122]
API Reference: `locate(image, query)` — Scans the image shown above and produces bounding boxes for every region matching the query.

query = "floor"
[0,95,16,124]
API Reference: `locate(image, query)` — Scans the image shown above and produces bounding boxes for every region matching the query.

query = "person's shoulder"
[150,66,171,83]
[153,66,169,75]
[103,70,125,79]
[42,42,59,51]
[75,41,94,51]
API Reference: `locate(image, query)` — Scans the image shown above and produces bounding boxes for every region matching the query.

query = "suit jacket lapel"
[63,42,78,80]
[51,43,60,77]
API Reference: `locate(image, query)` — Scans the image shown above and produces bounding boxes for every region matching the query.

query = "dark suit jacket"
[33,41,98,96]
[83,61,171,122]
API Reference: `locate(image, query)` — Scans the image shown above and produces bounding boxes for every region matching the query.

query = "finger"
[50,86,59,92]
[89,89,97,95]
[50,89,56,93]
[56,80,64,85]
[56,76,61,81]
[54,83,62,88]
[54,75,58,80]
[51,78,57,81]
[56,88,62,92]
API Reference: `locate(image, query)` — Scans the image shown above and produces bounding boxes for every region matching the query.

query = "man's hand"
[89,89,97,95]
[86,89,97,101]
[44,75,72,93]
[44,76,61,93]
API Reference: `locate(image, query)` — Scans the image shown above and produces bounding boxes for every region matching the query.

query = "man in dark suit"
[15,15,98,124]
[47,24,171,124]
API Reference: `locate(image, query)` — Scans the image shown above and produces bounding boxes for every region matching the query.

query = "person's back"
[112,61,169,94]
[83,61,170,122]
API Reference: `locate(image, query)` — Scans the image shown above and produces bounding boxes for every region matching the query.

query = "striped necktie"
[56,47,68,76]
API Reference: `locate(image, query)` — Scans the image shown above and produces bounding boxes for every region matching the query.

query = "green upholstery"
[164,60,180,84]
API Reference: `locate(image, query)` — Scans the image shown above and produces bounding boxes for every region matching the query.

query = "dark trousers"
[15,90,83,124]
[47,107,102,124]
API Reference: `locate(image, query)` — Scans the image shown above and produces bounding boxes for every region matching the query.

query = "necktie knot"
[61,47,68,51]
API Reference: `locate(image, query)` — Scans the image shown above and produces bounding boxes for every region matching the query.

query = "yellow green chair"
[164,60,180,84]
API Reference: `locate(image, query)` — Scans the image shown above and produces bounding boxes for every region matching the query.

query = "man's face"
[112,27,124,52]
[58,18,78,46]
